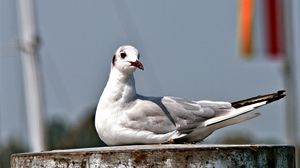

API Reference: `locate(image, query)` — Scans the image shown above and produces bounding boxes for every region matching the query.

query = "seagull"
[95,45,286,145]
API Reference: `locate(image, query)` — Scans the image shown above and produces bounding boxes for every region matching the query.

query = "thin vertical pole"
[283,0,299,166]
[17,0,45,152]
[283,0,298,145]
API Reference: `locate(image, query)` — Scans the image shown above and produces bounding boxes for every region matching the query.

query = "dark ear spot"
[112,55,116,66]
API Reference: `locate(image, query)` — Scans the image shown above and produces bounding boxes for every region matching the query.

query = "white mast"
[283,0,298,145]
[17,0,46,152]
[283,0,299,166]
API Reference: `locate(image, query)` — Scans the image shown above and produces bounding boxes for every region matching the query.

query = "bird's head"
[112,45,144,74]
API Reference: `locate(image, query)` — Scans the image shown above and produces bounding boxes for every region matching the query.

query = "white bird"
[95,45,285,145]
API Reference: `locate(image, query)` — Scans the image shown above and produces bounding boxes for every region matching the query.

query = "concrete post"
[11,144,295,168]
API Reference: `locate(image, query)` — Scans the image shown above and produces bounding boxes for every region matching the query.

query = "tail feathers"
[231,90,286,108]
[177,113,260,142]
[204,101,265,127]
[207,112,260,130]
[204,90,285,127]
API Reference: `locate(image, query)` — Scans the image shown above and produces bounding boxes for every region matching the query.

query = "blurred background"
[0,0,299,167]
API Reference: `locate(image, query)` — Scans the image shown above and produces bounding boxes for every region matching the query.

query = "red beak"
[130,60,144,70]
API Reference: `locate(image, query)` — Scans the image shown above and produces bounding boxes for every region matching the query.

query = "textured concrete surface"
[11,144,295,168]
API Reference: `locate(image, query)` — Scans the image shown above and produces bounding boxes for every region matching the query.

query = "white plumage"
[95,45,285,145]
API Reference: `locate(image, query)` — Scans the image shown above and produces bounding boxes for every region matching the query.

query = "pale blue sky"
[0,0,299,145]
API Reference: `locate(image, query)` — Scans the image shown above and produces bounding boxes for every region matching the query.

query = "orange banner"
[238,0,254,58]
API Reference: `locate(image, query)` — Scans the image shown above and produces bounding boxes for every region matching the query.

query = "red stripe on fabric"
[264,0,285,58]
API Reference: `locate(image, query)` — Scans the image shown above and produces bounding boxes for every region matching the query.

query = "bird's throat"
[103,69,137,103]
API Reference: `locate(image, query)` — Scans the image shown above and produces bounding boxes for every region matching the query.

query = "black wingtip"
[267,90,286,103]
[231,90,286,108]
[277,90,286,96]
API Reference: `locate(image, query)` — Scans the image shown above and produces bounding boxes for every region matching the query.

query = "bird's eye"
[120,52,127,59]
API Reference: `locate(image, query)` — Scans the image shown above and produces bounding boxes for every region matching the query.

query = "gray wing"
[122,95,232,139]
[120,95,177,135]
[161,96,232,134]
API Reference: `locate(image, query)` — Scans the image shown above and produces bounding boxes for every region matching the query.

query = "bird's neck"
[101,68,137,104]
